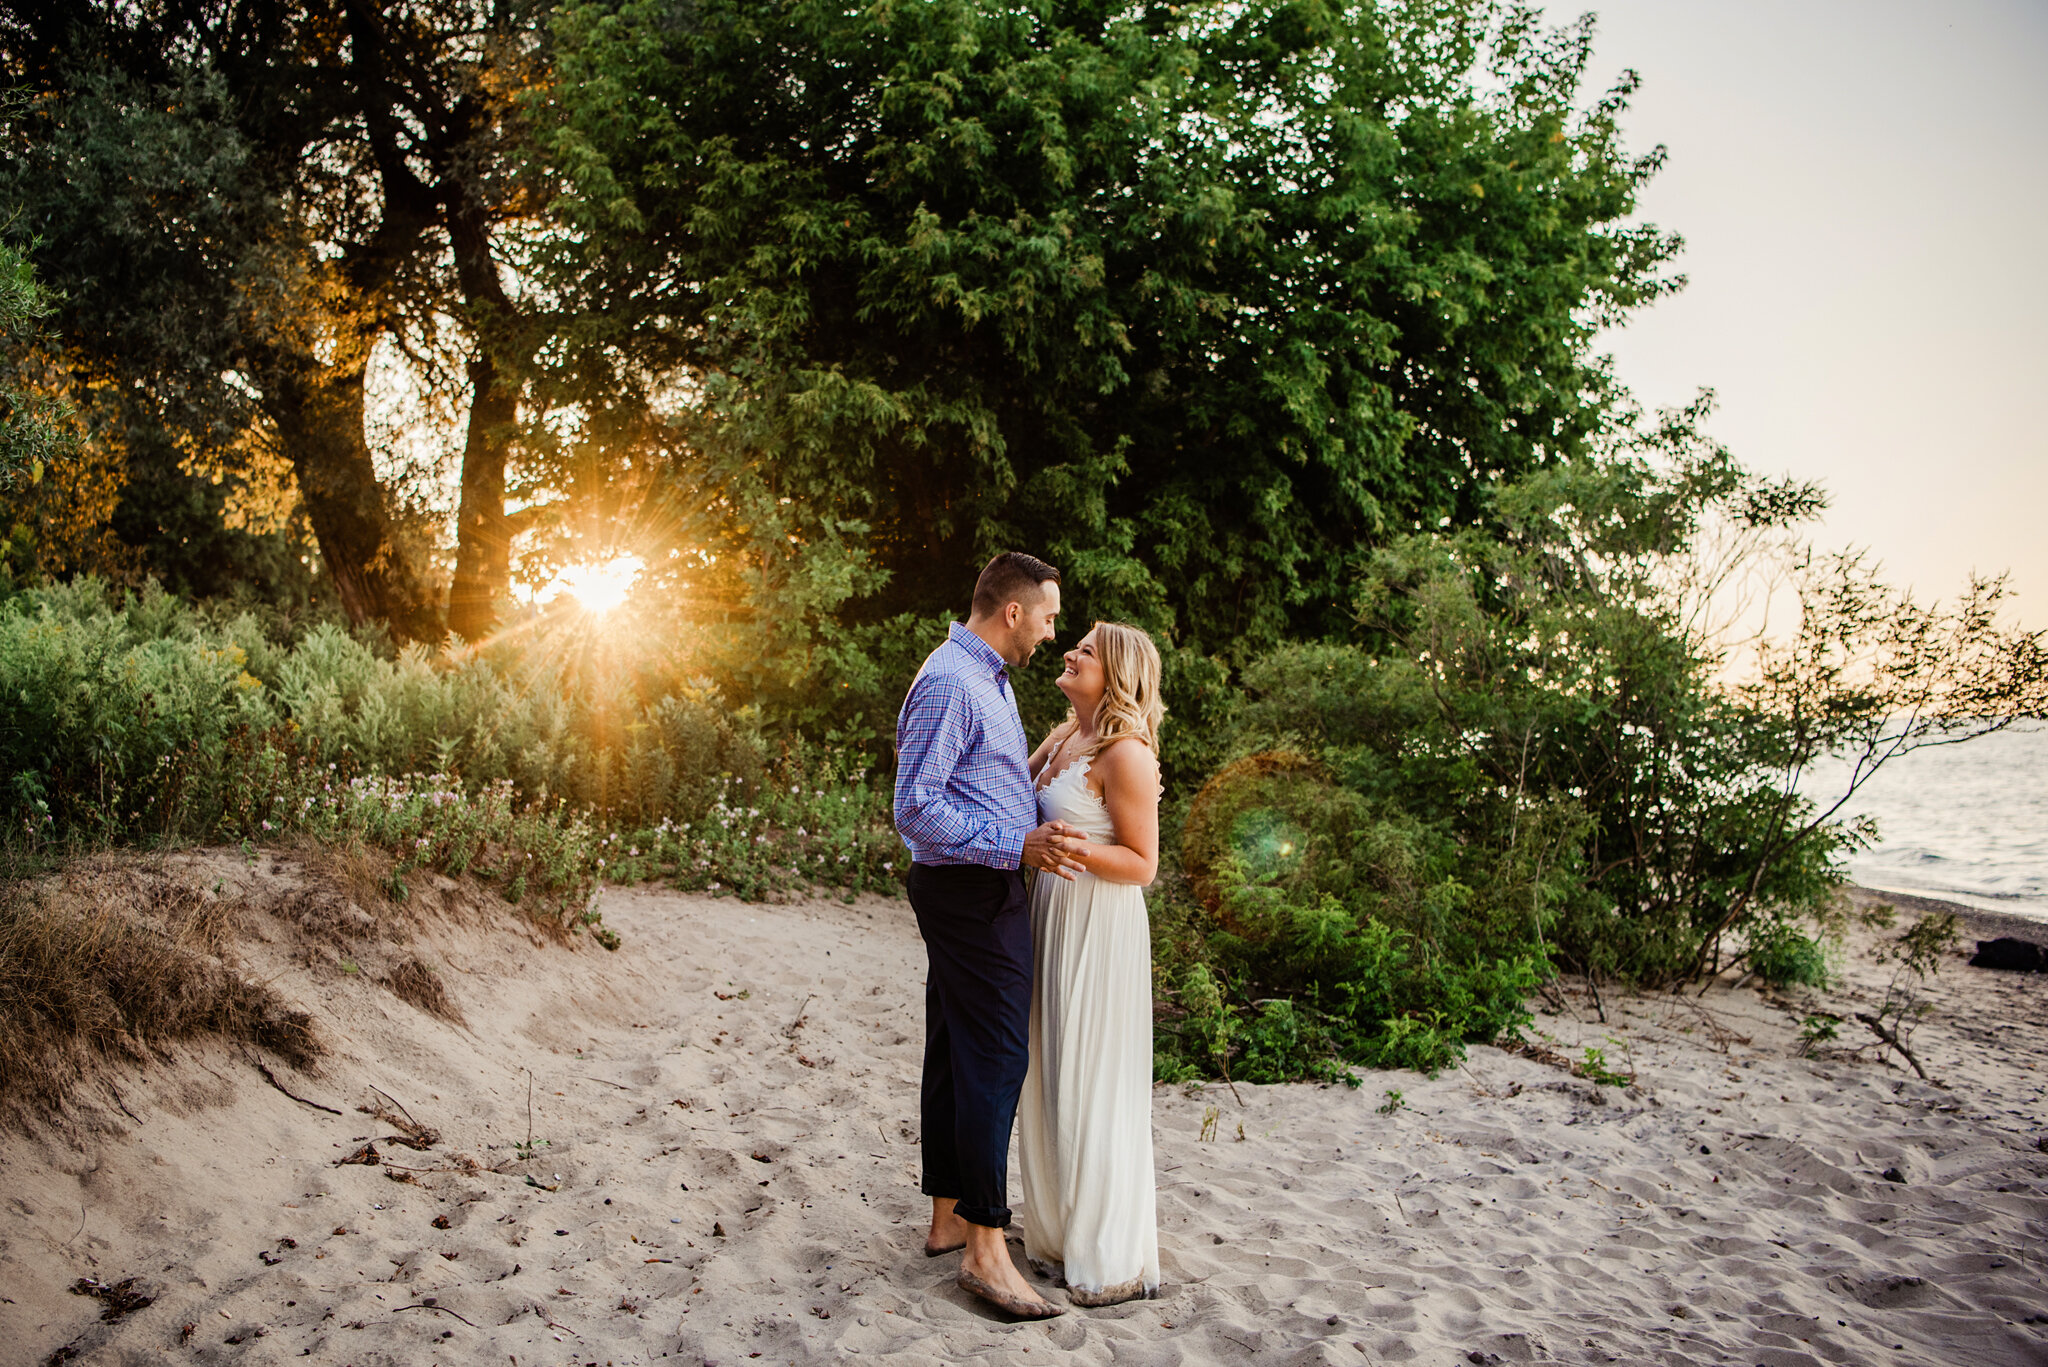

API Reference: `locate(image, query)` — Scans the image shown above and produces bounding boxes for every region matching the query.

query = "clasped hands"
[1022,819,1089,880]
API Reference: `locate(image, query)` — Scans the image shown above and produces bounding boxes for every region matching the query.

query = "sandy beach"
[3,859,2045,1366]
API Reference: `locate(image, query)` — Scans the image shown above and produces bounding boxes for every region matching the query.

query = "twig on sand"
[1855,1012,1929,1080]
[64,1203,85,1247]
[105,1082,142,1124]
[532,1301,577,1334]
[1584,970,1608,1023]
[368,1085,421,1130]
[1539,973,1582,1023]
[394,1302,477,1328]
[1212,1056,1245,1109]
[250,1058,343,1115]
[525,1070,535,1151]
[785,994,814,1037]
[578,1076,632,1090]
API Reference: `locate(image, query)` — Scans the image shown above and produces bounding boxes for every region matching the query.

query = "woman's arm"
[1078,737,1160,886]
[1027,720,1074,780]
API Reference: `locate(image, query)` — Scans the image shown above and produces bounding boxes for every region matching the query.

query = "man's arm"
[894,673,1030,868]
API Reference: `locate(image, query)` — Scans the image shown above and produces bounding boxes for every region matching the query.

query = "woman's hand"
[1078,738,1159,886]
[1023,820,1088,880]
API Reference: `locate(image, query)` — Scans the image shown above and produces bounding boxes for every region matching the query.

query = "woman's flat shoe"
[957,1269,1064,1319]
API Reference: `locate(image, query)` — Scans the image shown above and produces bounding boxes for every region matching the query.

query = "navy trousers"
[907,861,1032,1229]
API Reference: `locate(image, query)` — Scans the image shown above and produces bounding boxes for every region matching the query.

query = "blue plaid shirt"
[894,622,1037,868]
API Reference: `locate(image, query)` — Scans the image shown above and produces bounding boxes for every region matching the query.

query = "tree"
[539,0,1678,671]
[0,0,550,639]
[0,240,60,490]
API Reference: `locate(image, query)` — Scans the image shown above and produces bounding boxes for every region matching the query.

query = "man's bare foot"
[924,1197,969,1257]
[958,1268,1064,1319]
[957,1224,1061,1318]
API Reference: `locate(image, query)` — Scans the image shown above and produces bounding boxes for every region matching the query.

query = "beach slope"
[2,867,2044,1366]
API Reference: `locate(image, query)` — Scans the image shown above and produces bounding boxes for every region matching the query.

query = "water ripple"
[1804,726,2048,921]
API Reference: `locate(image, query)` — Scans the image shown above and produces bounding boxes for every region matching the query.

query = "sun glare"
[548,555,644,615]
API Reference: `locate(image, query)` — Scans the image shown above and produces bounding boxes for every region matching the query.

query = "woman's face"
[1056,628,1106,711]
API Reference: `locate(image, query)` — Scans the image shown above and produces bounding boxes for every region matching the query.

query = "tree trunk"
[443,183,522,643]
[447,353,518,643]
[268,357,439,641]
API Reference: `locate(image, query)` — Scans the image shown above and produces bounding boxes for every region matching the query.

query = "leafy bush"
[0,579,900,933]
[1745,919,1831,988]
[1152,432,2044,1084]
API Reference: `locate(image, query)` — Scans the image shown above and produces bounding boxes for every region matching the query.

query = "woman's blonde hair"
[1069,621,1166,758]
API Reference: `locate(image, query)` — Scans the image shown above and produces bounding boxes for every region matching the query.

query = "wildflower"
[261,820,274,831]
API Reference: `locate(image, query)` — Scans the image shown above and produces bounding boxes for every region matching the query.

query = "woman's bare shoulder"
[1094,734,1159,778]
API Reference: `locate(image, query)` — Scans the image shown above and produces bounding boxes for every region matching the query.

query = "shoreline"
[1846,882,2048,944]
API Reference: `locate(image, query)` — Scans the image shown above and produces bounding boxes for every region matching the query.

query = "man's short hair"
[970,552,1061,618]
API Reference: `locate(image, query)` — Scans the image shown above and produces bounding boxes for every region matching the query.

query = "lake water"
[1806,726,2048,922]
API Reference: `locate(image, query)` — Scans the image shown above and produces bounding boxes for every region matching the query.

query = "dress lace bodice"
[1036,755,1118,843]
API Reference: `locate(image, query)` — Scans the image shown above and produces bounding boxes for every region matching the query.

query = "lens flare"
[547,555,644,615]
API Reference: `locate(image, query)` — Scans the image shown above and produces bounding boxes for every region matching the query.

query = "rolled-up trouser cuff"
[952,1201,1012,1230]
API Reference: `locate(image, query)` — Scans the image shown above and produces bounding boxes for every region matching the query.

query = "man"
[894,551,1085,1319]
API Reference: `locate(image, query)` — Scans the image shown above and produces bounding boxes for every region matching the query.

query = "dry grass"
[384,957,465,1025]
[0,862,320,1119]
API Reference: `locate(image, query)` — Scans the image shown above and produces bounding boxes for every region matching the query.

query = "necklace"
[1042,724,1096,788]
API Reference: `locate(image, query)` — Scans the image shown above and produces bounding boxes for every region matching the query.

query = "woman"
[1018,621,1164,1307]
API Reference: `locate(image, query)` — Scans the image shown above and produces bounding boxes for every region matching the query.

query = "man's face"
[1003,581,1061,667]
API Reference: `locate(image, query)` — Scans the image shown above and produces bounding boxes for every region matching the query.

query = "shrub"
[1745,918,1831,988]
[1152,436,2044,1084]
[0,578,902,935]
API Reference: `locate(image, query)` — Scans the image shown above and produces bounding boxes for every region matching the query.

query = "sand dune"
[3,862,2045,1366]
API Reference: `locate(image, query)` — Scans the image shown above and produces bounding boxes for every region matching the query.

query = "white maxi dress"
[1017,755,1160,1304]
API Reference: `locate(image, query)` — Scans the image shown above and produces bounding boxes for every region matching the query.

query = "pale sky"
[1554,0,2048,628]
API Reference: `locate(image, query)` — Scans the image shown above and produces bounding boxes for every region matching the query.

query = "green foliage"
[1797,1013,1840,1055]
[0,578,900,930]
[1857,911,1963,1081]
[538,0,1680,744]
[1895,909,1960,978]
[1745,918,1831,988]
[1578,1045,1631,1088]
[0,62,318,596]
[0,239,68,492]
[1152,866,1539,1082]
[1151,420,2043,1084]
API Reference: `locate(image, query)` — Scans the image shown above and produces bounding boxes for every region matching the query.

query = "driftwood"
[1855,1011,1928,1080]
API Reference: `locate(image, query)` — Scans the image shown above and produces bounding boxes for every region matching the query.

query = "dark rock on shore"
[1970,937,2048,972]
